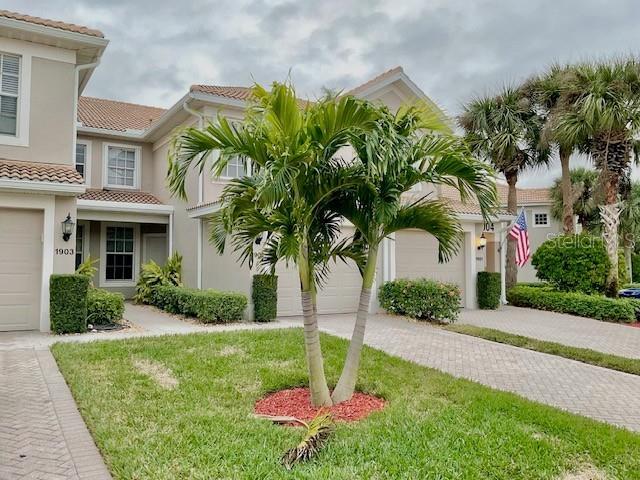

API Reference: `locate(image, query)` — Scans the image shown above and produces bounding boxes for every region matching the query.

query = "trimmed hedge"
[152,285,247,323]
[507,285,637,323]
[87,289,124,325]
[50,274,89,334]
[477,272,501,310]
[379,278,460,323]
[252,274,278,322]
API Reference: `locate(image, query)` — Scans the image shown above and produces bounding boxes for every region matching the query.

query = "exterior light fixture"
[477,232,487,250]
[61,213,75,242]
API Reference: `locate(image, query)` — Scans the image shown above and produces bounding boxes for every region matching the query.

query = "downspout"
[73,61,100,166]
[183,99,205,289]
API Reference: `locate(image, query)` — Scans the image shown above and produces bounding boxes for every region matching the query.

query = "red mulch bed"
[255,387,385,423]
[629,322,640,328]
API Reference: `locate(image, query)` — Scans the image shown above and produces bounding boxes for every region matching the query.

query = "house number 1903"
[55,248,75,255]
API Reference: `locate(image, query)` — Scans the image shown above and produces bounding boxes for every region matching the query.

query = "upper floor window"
[0,53,20,136]
[75,141,91,182]
[104,144,140,189]
[533,212,549,227]
[219,156,246,179]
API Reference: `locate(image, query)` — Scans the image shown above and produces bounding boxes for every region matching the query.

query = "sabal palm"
[549,167,600,233]
[555,59,640,294]
[459,87,548,289]
[330,104,498,403]
[619,180,640,280]
[168,82,376,406]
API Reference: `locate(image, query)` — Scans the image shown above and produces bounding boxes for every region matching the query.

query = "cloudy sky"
[8,0,640,186]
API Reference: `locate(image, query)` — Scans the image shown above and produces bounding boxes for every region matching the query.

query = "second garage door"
[395,230,466,305]
[0,208,43,331]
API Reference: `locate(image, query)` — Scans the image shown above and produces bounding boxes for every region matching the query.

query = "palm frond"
[281,412,335,470]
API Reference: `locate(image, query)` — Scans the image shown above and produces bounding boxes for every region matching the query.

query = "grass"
[52,329,640,479]
[444,324,640,376]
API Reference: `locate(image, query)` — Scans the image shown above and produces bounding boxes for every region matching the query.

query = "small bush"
[50,274,89,334]
[87,289,124,325]
[379,278,460,323]
[252,274,278,322]
[507,285,636,323]
[135,252,183,304]
[75,255,98,286]
[151,285,247,323]
[477,272,501,309]
[532,235,610,294]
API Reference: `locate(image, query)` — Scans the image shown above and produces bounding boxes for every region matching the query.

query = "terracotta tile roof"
[0,10,104,38]
[345,66,404,96]
[496,184,552,205]
[0,158,83,184]
[190,85,254,101]
[186,201,217,211]
[78,96,166,132]
[438,185,510,217]
[78,189,163,205]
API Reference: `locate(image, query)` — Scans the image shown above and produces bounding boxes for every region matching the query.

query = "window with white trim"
[219,156,246,179]
[105,226,135,281]
[106,146,138,187]
[0,53,20,136]
[75,224,85,270]
[534,212,549,227]
[75,143,87,179]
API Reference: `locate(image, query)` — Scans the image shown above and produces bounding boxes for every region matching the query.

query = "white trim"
[168,212,174,254]
[187,203,218,218]
[0,46,30,146]
[0,18,109,50]
[99,222,140,287]
[0,178,85,195]
[142,233,167,264]
[75,139,92,185]
[102,142,142,190]
[77,125,145,139]
[531,209,550,228]
[75,220,91,267]
[197,219,203,289]
[499,221,507,305]
[77,199,173,214]
[462,225,477,309]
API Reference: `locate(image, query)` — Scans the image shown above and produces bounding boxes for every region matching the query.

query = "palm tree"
[555,59,640,295]
[459,87,549,290]
[330,103,497,403]
[549,167,600,233]
[168,82,376,406]
[526,64,581,234]
[619,178,640,280]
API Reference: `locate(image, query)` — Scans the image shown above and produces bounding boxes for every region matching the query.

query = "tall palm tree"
[555,59,640,295]
[619,178,640,280]
[459,87,549,290]
[549,167,600,233]
[168,82,376,406]
[330,103,497,403]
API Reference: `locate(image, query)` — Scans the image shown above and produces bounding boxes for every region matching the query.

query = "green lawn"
[52,329,640,479]
[444,324,640,376]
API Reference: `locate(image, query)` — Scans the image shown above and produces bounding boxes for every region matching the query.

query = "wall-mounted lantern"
[61,213,75,242]
[477,232,487,250]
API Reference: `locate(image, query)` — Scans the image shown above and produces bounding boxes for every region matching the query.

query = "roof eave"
[0,178,86,195]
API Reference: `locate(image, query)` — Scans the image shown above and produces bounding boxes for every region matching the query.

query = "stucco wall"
[518,205,560,283]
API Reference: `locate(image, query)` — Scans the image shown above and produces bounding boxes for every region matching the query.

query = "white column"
[197,218,203,289]
[499,221,507,304]
[464,228,477,309]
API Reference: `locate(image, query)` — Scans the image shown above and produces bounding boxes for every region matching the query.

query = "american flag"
[509,209,530,267]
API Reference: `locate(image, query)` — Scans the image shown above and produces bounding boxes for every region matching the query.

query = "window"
[75,143,88,180]
[0,53,20,136]
[219,156,246,179]
[534,212,549,227]
[105,226,135,281]
[75,224,85,270]
[106,145,138,188]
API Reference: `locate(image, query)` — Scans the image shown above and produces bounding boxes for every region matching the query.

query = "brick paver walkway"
[312,313,640,432]
[459,306,640,358]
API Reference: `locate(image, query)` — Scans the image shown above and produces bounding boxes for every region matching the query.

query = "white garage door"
[0,208,43,331]
[395,230,466,305]
[276,228,362,316]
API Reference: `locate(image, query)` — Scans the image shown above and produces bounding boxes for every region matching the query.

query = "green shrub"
[632,254,640,283]
[87,289,124,325]
[135,252,183,304]
[252,274,278,322]
[75,255,98,286]
[379,278,460,323]
[507,285,636,323]
[531,235,610,294]
[618,250,630,286]
[50,274,89,334]
[151,285,247,323]
[477,272,501,309]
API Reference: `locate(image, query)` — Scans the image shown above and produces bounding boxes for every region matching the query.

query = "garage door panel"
[0,208,43,331]
[395,231,466,305]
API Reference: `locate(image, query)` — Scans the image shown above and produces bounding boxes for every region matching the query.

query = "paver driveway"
[312,313,640,432]
[460,305,640,358]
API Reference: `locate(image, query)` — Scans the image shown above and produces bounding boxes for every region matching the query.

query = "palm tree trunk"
[624,236,633,283]
[298,241,332,407]
[600,170,621,297]
[505,172,518,290]
[331,246,378,404]
[559,147,574,234]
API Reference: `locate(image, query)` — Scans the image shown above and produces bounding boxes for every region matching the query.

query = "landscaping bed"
[52,329,640,479]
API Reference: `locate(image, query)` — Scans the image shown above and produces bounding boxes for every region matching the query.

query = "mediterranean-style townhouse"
[0,10,516,333]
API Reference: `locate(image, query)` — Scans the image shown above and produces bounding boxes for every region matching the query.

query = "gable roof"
[0,10,104,38]
[78,97,166,132]
[190,85,253,101]
[345,66,404,97]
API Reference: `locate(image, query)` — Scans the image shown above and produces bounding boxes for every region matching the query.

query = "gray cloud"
[8,0,640,185]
